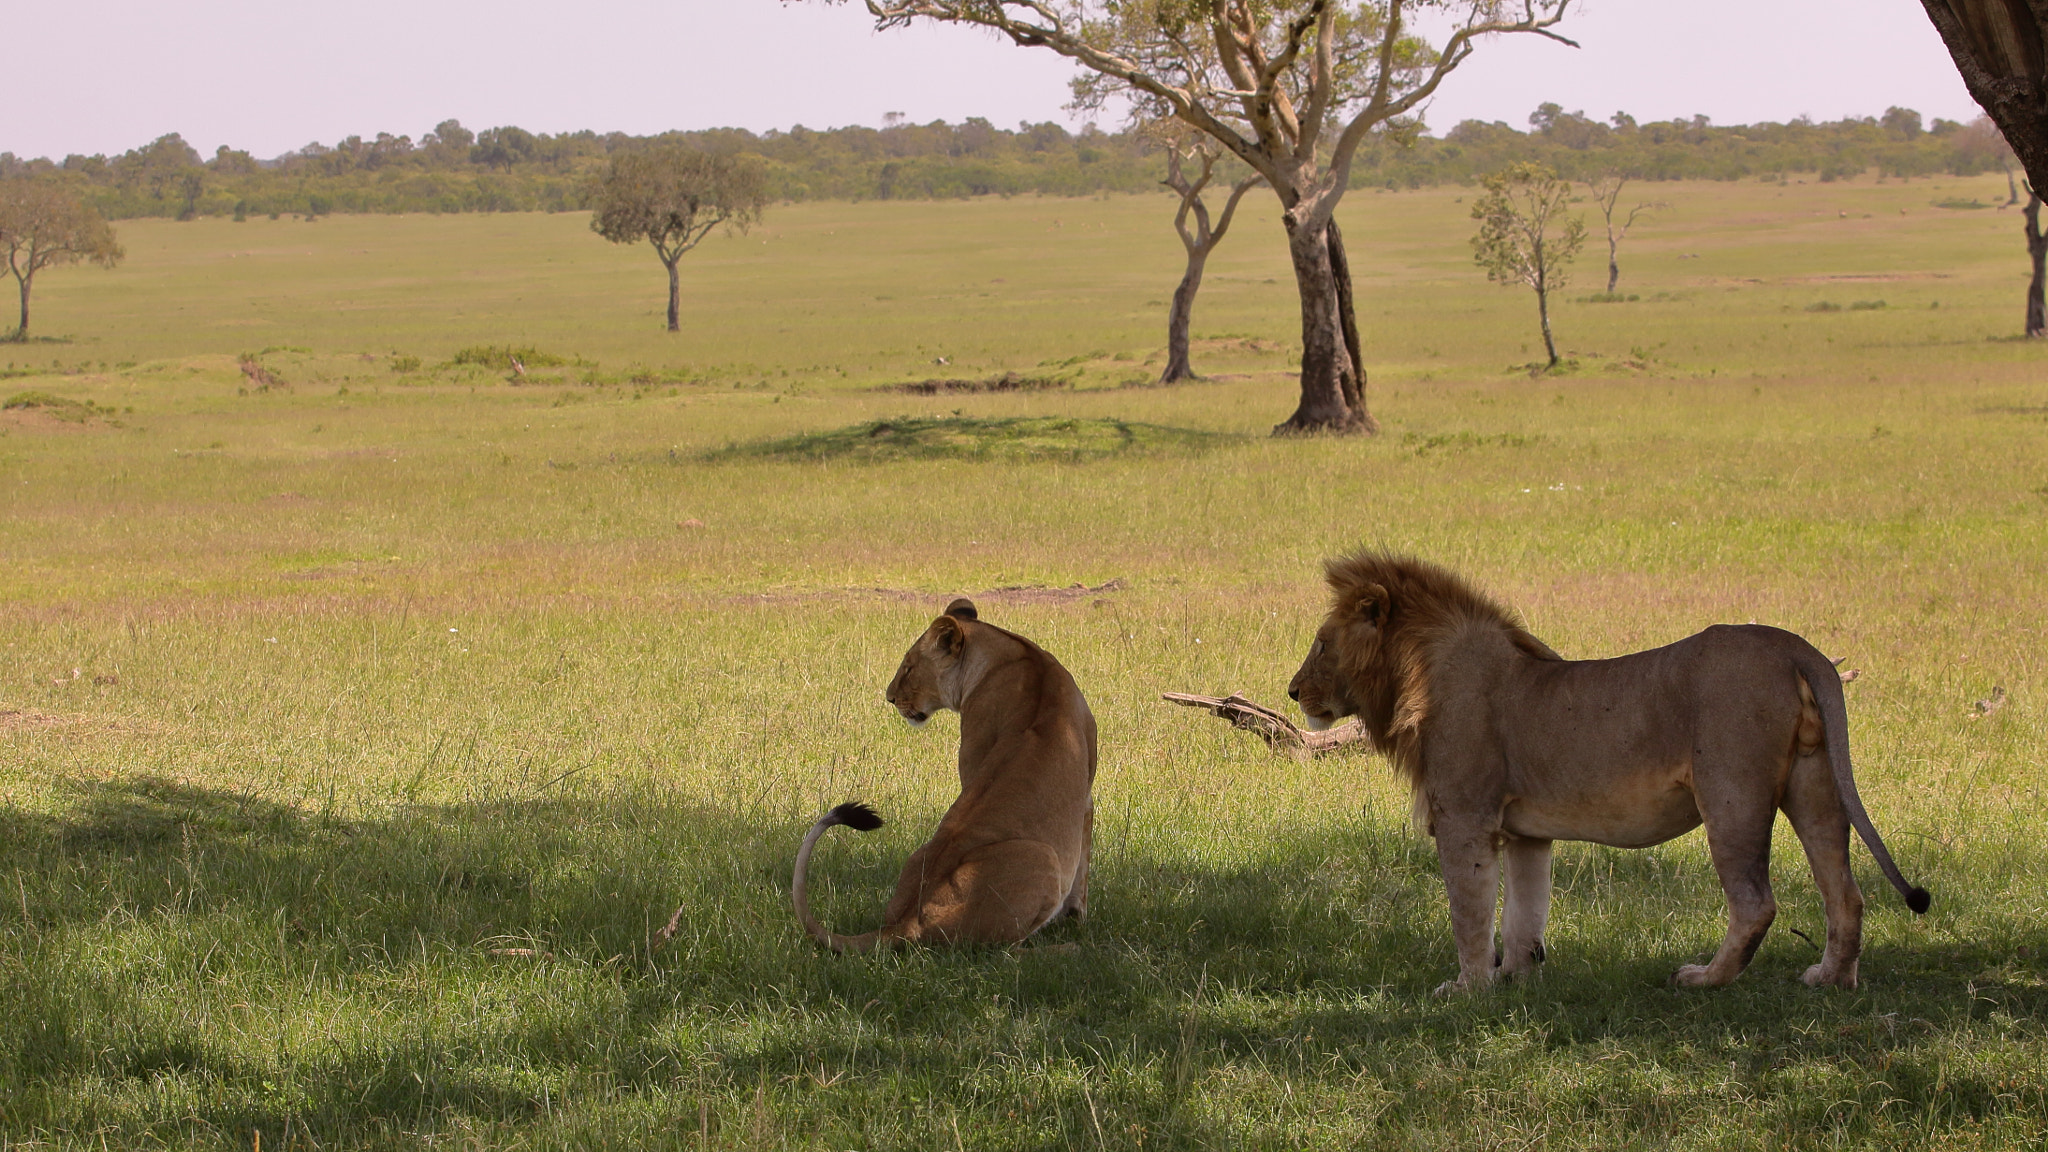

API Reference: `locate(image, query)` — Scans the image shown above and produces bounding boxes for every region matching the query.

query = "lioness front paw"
[1801,962,1858,990]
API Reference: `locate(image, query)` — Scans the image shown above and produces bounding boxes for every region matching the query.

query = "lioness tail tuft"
[1907,886,1931,915]
[829,802,883,832]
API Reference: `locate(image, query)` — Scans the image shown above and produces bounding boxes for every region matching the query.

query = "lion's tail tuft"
[1907,886,1931,915]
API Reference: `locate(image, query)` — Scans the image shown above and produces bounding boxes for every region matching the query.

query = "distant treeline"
[0,106,2016,221]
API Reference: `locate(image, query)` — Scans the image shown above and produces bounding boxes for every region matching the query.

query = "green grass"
[1,171,2045,1149]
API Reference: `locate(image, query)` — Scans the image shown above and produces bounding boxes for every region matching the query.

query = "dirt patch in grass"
[0,708,93,732]
[708,416,1237,463]
[877,371,1069,395]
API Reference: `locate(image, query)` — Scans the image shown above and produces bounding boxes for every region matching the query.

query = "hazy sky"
[10,1,1977,161]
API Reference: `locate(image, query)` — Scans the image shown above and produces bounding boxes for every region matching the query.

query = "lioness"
[1289,552,1929,993]
[791,598,1096,951]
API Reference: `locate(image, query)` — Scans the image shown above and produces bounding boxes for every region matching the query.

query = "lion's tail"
[792,801,888,952]
[1795,647,1932,915]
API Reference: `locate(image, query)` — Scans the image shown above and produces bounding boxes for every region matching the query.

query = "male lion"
[1288,552,1929,993]
[791,598,1096,951]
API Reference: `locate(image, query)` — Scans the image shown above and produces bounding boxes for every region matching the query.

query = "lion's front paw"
[1432,978,1466,997]
[1801,962,1858,990]
[1672,963,1716,988]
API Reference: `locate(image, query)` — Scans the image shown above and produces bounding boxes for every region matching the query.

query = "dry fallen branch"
[1161,691,1368,756]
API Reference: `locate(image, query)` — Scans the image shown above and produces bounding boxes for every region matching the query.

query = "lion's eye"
[1310,639,1324,658]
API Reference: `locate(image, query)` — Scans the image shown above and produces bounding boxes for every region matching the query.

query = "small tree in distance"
[1157,132,1262,384]
[0,178,123,341]
[1585,174,1664,295]
[1471,162,1584,370]
[589,149,768,332]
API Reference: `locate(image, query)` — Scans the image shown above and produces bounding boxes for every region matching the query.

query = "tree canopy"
[588,149,770,332]
[0,177,123,340]
[1470,161,1583,368]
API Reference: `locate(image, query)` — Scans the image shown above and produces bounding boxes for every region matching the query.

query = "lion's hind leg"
[1782,750,1864,989]
[1675,764,1780,988]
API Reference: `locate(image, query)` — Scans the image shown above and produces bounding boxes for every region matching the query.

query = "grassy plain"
[2,172,2045,1149]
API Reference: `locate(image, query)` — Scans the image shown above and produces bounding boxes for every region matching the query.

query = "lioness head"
[1288,573,1389,732]
[885,598,980,729]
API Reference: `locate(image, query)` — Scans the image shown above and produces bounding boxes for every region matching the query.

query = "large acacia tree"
[0,178,123,341]
[830,0,1575,434]
[589,149,768,332]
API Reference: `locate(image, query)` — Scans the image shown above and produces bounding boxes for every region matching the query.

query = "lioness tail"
[1796,648,1932,914]
[792,802,886,951]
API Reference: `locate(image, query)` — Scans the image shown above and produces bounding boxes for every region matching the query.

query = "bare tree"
[1584,174,1663,295]
[1158,135,1262,383]
[0,178,123,341]
[1471,161,1584,370]
[588,149,768,332]
[832,0,1577,435]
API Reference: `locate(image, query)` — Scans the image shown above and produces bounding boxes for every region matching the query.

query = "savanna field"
[2,172,2044,1149]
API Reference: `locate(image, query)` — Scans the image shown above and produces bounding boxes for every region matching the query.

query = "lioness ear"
[1356,582,1390,626]
[944,598,978,621]
[931,615,966,657]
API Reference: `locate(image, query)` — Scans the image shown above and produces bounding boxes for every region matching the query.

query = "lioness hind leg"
[1057,805,1092,923]
[1676,780,1778,988]
[1498,837,1553,979]
[918,841,1068,946]
[1782,752,1863,989]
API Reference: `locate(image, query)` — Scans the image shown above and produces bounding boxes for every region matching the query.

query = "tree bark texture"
[1161,254,1207,384]
[1919,1,2048,201]
[1325,220,1378,433]
[1536,287,1559,366]
[2026,192,2047,336]
[665,259,681,333]
[1606,253,1620,294]
[1274,216,1373,435]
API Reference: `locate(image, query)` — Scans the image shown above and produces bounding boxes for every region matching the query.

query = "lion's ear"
[931,615,966,657]
[945,598,978,621]
[1356,582,1390,626]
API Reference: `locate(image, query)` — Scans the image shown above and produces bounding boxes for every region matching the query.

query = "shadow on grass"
[0,777,2043,1146]
[704,415,1241,464]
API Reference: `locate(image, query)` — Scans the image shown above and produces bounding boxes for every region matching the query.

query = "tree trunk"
[665,259,681,333]
[1160,249,1206,384]
[2026,193,2047,337]
[1273,215,1372,435]
[1918,2,2048,205]
[1325,220,1376,432]
[1606,248,1620,294]
[1537,283,1558,367]
[11,271,28,340]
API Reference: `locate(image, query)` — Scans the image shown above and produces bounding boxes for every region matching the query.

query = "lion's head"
[1289,552,1558,772]
[885,598,980,728]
